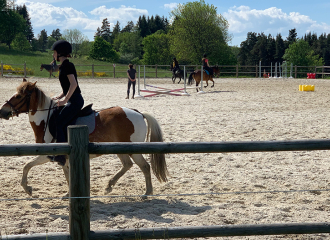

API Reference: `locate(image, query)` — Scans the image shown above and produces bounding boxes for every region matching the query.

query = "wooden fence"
[2,62,330,79]
[3,125,330,239]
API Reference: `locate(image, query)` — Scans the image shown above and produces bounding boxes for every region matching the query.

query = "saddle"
[49,104,95,141]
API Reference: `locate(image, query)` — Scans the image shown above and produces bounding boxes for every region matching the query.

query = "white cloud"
[14,1,148,40]
[223,6,330,45]
[89,5,148,23]
[164,3,177,10]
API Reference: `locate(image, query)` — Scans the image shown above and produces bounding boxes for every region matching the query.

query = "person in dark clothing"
[126,64,136,99]
[172,57,180,74]
[49,40,84,166]
[202,54,213,76]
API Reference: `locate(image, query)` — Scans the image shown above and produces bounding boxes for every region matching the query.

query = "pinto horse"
[40,62,59,78]
[0,79,168,197]
[188,66,220,92]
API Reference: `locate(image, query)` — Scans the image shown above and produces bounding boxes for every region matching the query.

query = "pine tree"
[16,4,34,42]
[50,28,62,40]
[96,18,111,42]
[275,33,285,63]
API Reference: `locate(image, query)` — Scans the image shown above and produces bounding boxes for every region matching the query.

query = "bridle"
[5,89,57,117]
[5,89,34,117]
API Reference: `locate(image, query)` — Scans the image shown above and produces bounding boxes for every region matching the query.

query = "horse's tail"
[142,112,168,182]
[188,72,194,85]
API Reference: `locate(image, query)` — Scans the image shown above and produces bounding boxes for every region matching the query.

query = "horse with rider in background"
[188,66,220,92]
[40,58,60,78]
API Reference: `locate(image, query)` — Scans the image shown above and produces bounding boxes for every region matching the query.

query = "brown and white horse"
[188,66,220,91]
[0,79,168,197]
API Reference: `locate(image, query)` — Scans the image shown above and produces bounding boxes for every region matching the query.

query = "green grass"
[0,45,173,78]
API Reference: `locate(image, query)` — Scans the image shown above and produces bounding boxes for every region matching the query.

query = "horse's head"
[212,66,220,76]
[0,79,38,120]
[40,64,44,71]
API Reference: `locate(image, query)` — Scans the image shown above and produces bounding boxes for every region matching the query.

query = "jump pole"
[181,65,190,96]
[134,65,144,99]
[143,65,146,90]
[198,65,205,94]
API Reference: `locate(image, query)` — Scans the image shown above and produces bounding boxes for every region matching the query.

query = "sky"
[14,0,330,47]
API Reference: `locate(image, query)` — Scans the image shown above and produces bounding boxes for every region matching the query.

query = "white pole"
[198,65,205,94]
[271,62,273,78]
[279,63,282,78]
[290,63,293,78]
[275,62,278,78]
[143,65,146,89]
[181,65,190,96]
[135,65,143,98]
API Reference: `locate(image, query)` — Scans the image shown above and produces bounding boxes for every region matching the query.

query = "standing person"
[126,63,136,99]
[172,57,180,74]
[49,40,85,166]
[202,54,213,76]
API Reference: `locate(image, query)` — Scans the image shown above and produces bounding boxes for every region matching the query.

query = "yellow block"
[299,85,315,91]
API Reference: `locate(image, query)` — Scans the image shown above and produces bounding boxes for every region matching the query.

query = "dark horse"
[188,66,220,92]
[170,64,187,84]
[172,69,187,84]
[40,61,60,78]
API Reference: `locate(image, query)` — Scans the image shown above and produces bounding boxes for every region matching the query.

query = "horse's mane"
[18,82,47,109]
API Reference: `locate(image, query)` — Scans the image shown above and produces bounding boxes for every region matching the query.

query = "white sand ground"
[0,77,330,239]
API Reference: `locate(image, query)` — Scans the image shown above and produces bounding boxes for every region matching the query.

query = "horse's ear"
[32,81,37,87]
[23,78,27,82]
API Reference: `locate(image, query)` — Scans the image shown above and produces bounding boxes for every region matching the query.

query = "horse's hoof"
[211,86,214,88]
[62,192,69,200]
[24,186,33,196]
[104,186,113,195]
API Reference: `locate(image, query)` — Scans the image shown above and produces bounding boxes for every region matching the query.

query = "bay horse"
[188,66,220,92]
[40,61,59,78]
[0,79,168,197]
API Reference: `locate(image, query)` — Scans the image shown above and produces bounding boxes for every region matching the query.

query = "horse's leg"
[196,81,199,92]
[204,74,209,88]
[172,75,175,83]
[105,154,133,194]
[61,162,70,198]
[130,154,152,196]
[21,155,50,196]
[178,77,181,84]
[211,78,215,88]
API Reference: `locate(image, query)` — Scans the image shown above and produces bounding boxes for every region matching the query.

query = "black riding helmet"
[51,40,72,57]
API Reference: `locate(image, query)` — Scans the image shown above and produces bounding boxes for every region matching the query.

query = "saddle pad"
[75,112,97,134]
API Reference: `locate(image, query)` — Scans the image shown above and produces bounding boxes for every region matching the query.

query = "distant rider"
[202,54,213,76]
[172,57,180,75]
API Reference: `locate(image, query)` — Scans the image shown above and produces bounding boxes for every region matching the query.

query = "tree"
[238,32,258,65]
[286,28,297,46]
[169,0,231,64]
[142,31,172,65]
[137,15,150,38]
[11,32,31,51]
[122,21,134,33]
[38,29,48,51]
[111,21,120,43]
[113,31,142,59]
[50,28,62,40]
[0,9,26,48]
[95,18,111,42]
[63,29,88,57]
[275,33,285,63]
[89,36,119,62]
[283,39,324,66]
[16,4,34,42]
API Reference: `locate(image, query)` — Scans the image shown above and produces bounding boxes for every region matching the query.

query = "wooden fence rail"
[2,62,330,79]
[3,125,330,239]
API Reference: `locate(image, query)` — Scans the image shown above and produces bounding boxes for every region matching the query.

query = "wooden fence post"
[68,125,90,240]
[236,65,238,78]
[113,65,115,78]
[92,64,94,78]
[295,65,297,79]
[1,61,3,77]
[155,64,158,78]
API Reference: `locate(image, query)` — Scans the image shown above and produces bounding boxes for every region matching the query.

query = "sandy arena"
[0,77,330,239]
